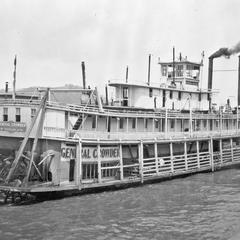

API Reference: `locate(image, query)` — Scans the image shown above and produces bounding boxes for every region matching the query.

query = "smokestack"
[173,47,175,84]
[5,82,8,93]
[12,55,17,100]
[81,61,86,89]
[126,66,128,83]
[147,54,151,85]
[105,85,109,105]
[238,55,240,107]
[208,57,213,91]
[208,57,213,111]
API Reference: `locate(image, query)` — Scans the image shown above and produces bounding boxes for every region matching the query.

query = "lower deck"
[0,134,240,202]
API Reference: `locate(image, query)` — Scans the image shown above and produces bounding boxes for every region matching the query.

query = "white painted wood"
[184,141,188,171]
[196,141,200,168]
[154,139,158,174]
[170,142,174,173]
[97,140,102,183]
[119,141,124,180]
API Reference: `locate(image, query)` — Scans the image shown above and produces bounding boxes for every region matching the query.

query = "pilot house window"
[3,108,8,121]
[16,108,21,122]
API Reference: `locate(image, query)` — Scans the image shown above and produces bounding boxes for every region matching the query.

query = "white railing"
[42,127,240,141]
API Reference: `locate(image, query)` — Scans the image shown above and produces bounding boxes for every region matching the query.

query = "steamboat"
[0,47,240,203]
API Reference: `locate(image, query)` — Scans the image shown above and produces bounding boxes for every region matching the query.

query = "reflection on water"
[1,169,240,240]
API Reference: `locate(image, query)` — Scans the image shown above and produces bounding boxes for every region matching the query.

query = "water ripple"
[1,169,240,239]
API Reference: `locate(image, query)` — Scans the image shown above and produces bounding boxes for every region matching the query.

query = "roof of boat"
[108,82,214,94]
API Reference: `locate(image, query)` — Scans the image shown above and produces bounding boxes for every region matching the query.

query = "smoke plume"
[210,41,240,58]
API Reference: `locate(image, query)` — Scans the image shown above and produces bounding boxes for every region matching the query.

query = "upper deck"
[0,98,238,142]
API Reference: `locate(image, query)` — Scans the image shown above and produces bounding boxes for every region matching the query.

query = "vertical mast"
[126,65,129,83]
[147,54,151,85]
[172,47,175,85]
[81,61,86,89]
[238,55,240,107]
[13,55,17,100]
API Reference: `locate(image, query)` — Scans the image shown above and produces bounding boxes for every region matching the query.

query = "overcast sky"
[0,0,240,105]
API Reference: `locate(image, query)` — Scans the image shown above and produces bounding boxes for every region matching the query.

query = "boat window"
[178,91,181,100]
[92,115,96,129]
[145,119,148,128]
[173,142,184,155]
[169,90,173,99]
[176,65,183,77]
[187,141,197,153]
[119,118,124,129]
[170,119,174,129]
[3,108,8,121]
[123,87,128,98]
[31,108,36,119]
[162,65,167,76]
[149,88,153,97]
[132,118,136,129]
[198,93,201,101]
[16,108,21,122]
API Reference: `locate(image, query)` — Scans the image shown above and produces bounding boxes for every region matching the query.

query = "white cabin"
[109,58,211,111]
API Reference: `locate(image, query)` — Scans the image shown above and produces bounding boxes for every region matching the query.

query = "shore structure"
[0,51,240,203]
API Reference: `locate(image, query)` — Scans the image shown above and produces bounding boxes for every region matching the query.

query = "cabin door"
[60,143,77,184]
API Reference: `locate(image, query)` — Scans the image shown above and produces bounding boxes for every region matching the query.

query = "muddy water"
[1,169,240,240]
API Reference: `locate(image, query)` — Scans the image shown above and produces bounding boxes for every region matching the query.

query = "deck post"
[219,139,223,165]
[184,141,188,171]
[196,140,200,169]
[170,142,174,173]
[97,139,102,183]
[165,108,168,138]
[154,139,158,174]
[136,118,138,132]
[209,137,214,172]
[77,139,82,188]
[139,140,144,183]
[230,138,234,162]
[126,117,129,132]
[119,140,124,180]
[96,115,98,132]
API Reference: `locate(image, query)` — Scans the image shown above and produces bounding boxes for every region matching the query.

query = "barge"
[1,48,240,203]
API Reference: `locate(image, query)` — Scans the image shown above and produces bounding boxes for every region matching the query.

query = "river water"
[1,169,240,240]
